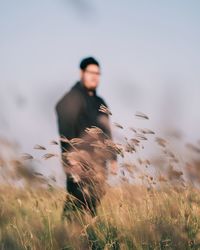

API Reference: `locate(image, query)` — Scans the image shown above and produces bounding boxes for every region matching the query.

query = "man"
[55,57,117,217]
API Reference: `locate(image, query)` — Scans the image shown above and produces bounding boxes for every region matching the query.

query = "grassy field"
[0,183,200,250]
[1,115,200,249]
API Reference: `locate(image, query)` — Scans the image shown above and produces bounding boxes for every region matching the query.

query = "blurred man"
[55,57,117,217]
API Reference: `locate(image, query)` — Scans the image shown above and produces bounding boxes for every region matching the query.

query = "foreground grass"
[0,184,200,250]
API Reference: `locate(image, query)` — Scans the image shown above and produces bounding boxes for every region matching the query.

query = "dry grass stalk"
[135,133,148,141]
[155,137,167,147]
[138,128,155,134]
[99,104,112,115]
[70,138,84,145]
[59,136,70,143]
[129,138,140,146]
[21,153,34,160]
[85,126,104,135]
[124,143,136,153]
[167,165,183,181]
[135,111,149,120]
[113,122,123,129]
[50,140,59,145]
[129,127,137,133]
[33,144,46,150]
[42,153,57,160]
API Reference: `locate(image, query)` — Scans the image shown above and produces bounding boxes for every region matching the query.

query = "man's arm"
[55,91,82,152]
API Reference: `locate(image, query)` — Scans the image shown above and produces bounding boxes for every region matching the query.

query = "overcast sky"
[0,0,200,182]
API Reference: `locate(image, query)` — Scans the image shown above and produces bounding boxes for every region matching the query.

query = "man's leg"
[63,175,100,218]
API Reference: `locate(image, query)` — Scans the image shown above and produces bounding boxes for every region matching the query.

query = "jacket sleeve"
[55,91,82,152]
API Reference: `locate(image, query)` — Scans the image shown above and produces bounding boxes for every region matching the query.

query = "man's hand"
[109,160,118,175]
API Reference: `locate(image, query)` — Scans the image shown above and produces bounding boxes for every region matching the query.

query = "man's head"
[79,57,101,91]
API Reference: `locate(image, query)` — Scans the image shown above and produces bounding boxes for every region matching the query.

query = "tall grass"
[0,184,200,249]
[1,110,200,249]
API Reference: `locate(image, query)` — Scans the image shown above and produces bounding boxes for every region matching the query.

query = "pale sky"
[0,0,200,183]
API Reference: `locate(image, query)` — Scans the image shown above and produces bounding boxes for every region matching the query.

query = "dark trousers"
[63,175,100,218]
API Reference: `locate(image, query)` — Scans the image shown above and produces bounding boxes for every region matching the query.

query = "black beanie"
[80,57,100,70]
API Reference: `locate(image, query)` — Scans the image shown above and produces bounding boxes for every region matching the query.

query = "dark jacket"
[55,81,115,159]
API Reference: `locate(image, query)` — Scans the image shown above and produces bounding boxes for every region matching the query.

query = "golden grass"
[1,111,200,249]
[0,183,200,249]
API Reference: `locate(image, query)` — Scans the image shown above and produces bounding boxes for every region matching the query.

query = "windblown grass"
[1,110,200,249]
[0,184,200,249]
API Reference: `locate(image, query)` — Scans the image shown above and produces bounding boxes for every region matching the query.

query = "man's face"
[80,64,101,90]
